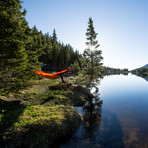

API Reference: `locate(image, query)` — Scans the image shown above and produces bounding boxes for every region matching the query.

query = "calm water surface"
[60,74,148,148]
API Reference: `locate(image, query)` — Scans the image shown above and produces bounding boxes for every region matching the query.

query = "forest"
[131,68,148,77]
[104,67,129,75]
[0,0,81,95]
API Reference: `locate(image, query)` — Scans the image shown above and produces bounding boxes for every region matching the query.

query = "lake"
[60,74,148,148]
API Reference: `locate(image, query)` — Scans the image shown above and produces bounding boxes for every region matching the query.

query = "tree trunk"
[91,53,94,80]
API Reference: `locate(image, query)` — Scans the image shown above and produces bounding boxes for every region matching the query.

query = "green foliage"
[13,78,92,107]
[0,75,101,146]
[0,79,87,146]
[75,73,88,84]
[85,18,99,48]
[103,66,129,75]
[0,0,32,94]
[131,68,148,77]
[0,0,81,94]
[0,102,26,133]
[38,28,81,69]
[82,17,103,80]
[39,30,81,69]
[0,104,81,147]
[70,60,80,73]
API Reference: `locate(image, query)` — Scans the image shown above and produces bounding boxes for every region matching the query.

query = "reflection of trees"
[104,67,129,76]
[82,80,103,146]
[83,97,102,126]
[138,75,148,82]
[131,71,148,82]
[83,80,102,124]
[131,68,148,78]
[60,79,125,147]
[81,80,125,147]
[142,77,148,82]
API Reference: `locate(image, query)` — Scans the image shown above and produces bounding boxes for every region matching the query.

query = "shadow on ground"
[0,99,26,147]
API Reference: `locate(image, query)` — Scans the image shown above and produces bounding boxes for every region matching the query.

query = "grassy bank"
[0,77,93,147]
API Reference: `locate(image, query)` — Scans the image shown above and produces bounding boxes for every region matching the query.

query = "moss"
[18,80,92,107]
[6,105,81,147]
[46,82,94,106]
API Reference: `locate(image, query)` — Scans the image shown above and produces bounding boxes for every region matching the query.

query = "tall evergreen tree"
[52,28,57,41]
[0,0,31,93]
[39,32,53,65]
[83,17,103,79]
[25,26,44,79]
[51,29,60,67]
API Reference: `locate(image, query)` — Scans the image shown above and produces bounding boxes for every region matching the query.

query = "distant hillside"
[141,64,148,69]
[131,64,148,77]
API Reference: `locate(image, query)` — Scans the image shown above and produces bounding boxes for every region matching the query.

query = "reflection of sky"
[100,74,148,146]
[100,74,148,119]
[100,74,148,101]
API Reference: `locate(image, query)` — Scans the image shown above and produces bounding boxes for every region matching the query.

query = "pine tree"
[58,43,64,67]
[83,17,103,80]
[65,45,71,67]
[25,26,44,79]
[51,29,60,67]
[52,28,57,41]
[0,0,31,93]
[39,32,53,65]
[38,31,81,69]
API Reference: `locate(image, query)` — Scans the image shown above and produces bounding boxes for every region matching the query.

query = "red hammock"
[34,68,71,79]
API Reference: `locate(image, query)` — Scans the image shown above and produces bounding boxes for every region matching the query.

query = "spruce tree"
[58,43,65,67]
[83,17,103,80]
[39,32,53,65]
[25,26,44,79]
[52,28,57,41]
[0,0,30,93]
[51,29,60,67]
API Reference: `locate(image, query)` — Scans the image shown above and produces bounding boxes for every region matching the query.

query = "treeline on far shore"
[131,68,148,77]
[103,67,129,75]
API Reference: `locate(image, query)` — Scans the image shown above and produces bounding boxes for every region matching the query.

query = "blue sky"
[22,0,148,70]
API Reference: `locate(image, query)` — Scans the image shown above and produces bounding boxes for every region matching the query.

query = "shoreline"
[0,77,98,147]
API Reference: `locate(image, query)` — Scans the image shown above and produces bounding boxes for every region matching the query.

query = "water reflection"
[60,80,125,148]
[100,74,148,148]
[141,77,148,82]
[60,80,102,148]
[60,81,105,148]
[61,74,148,148]
[83,80,102,128]
[132,72,148,82]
